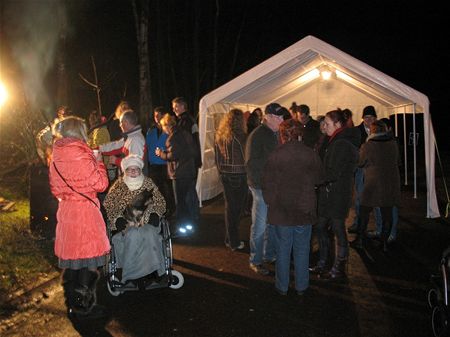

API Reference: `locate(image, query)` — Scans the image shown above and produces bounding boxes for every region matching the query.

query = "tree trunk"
[212,0,220,88]
[166,0,178,95]
[56,7,68,108]
[132,0,152,120]
[192,0,201,116]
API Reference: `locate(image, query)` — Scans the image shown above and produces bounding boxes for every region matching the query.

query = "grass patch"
[0,179,57,305]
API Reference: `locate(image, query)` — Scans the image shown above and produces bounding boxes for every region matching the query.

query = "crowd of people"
[42,96,400,318]
[43,97,201,319]
[214,102,400,295]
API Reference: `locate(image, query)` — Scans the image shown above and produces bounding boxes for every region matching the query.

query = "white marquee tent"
[197,35,440,218]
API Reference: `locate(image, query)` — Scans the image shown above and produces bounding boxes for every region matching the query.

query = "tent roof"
[197,35,439,218]
[199,35,428,114]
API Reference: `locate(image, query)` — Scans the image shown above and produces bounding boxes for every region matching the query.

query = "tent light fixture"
[319,64,334,80]
[297,69,320,84]
[320,64,333,80]
[335,69,353,82]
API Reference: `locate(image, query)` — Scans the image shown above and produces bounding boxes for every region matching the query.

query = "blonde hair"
[215,109,246,156]
[52,116,88,142]
[160,113,177,129]
[114,100,132,119]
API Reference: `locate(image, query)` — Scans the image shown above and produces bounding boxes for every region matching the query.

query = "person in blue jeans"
[262,119,324,295]
[349,168,383,233]
[245,103,284,275]
[367,206,398,243]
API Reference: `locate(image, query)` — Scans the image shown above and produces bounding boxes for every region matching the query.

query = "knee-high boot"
[310,218,330,274]
[381,221,392,252]
[72,268,107,319]
[62,269,80,315]
[321,245,347,280]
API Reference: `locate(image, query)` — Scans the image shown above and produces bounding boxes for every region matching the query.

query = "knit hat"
[362,105,377,118]
[264,103,284,116]
[298,104,310,115]
[121,154,144,172]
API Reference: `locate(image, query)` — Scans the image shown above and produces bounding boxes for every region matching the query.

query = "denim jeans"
[274,224,312,293]
[361,206,396,240]
[374,206,398,239]
[248,187,277,265]
[353,168,382,227]
[220,173,248,248]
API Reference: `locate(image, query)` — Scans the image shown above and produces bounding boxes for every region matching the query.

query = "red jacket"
[49,138,110,260]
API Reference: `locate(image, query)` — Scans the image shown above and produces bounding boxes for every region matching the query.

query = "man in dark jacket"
[348,105,382,234]
[295,104,321,148]
[245,102,284,275]
[172,97,201,231]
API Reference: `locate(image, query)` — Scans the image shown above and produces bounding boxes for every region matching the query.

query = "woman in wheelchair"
[103,154,166,286]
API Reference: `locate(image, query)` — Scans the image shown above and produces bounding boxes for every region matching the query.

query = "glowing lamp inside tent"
[296,69,320,85]
[319,64,333,80]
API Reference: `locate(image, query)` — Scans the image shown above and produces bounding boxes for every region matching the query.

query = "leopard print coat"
[103,176,166,230]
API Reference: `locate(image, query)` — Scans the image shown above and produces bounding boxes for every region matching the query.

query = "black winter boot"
[71,268,108,320]
[62,269,80,316]
[381,220,392,253]
[320,246,348,281]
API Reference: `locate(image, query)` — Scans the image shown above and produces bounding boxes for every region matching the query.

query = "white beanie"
[121,154,144,172]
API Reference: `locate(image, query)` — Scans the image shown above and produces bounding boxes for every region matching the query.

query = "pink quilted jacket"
[49,137,110,260]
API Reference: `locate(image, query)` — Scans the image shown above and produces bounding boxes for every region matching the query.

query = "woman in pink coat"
[49,116,110,319]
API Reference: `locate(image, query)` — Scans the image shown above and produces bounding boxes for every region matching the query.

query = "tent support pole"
[394,110,398,138]
[413,104,417,199]
[403,107,408,186]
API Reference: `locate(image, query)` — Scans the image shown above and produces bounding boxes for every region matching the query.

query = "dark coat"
[159,127,196,180]
[359,132,401,207]
[262,140,324,226]
[357,123,369,146]
[176,112,202,169]
[214,133,247,174]
[318,127,360,219]
[302,118,321,149]
[245,124,278,189]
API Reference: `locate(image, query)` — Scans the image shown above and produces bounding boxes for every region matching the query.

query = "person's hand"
[115,217,127,232]
[93,149,103,162]
[108,155,118,166]
[155,147,161,157]
[149,213,160,227]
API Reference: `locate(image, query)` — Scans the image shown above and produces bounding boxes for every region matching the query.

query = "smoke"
[4,0,69,119]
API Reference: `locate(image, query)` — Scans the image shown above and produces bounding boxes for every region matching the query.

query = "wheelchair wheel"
[429,288,439,309]
[107,275,123,296]
[432,305,449,337]
[169,270,184,289]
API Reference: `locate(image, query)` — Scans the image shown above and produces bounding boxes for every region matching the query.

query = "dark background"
[1,0,448,149]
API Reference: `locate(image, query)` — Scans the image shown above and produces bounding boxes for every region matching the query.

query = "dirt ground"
[1,183,449,337]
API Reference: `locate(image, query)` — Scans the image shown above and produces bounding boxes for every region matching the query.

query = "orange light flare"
[0,80,8,108]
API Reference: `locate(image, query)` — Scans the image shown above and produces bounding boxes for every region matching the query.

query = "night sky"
[1,0,448,148]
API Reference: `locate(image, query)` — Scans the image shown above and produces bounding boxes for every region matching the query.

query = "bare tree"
[79,56,102,116]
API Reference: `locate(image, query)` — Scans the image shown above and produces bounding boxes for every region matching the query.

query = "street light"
[0,81,8,108]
